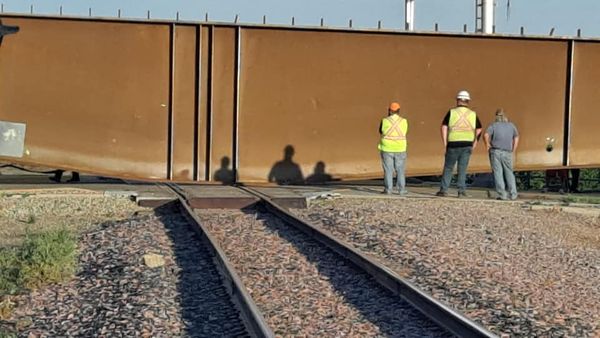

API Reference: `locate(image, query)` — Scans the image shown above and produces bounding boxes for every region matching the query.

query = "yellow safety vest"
[378,114,408,152]
[448,107,477,142]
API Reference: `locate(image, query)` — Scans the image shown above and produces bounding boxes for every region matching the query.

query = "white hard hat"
[456,90,471,101]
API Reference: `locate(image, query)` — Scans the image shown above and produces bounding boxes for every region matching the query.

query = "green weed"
[0,229,77,294]
[562,195,600,205]
[0,330,17,338]
[18,229,77,289]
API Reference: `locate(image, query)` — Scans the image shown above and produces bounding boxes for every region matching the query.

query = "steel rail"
[164,183,274,338]
[238,185,497,338]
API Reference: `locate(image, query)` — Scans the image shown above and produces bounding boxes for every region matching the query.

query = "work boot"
[435,191,447,197]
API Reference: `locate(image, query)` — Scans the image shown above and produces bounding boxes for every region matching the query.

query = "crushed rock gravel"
[293,198,600,338]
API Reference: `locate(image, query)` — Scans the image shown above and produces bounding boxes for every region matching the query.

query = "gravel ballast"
[293,198,600,337]
[2,202,247,337]
[0,190,145,247]
[198,208,452,337]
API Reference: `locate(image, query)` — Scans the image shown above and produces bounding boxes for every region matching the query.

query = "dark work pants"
[440,146,472,193]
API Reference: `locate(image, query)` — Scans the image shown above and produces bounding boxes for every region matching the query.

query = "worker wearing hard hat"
[436,90,482,198]
[378,102,408,195]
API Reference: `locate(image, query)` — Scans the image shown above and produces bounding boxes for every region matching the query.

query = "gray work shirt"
[486,121,518,152]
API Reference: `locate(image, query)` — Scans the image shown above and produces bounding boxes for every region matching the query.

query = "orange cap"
[389,102,401,111]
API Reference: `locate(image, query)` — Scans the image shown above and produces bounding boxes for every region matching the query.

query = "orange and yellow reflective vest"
[378,114,408,152]
[448,107,477,142]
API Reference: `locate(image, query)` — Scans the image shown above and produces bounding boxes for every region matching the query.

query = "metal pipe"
[405,0,415,31]
[482,0,494,34]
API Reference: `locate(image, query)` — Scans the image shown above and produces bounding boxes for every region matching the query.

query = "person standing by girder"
[378,102,409,195]
[437,90,482,198]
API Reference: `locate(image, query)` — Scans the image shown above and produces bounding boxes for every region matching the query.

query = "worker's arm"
[441,125,448,147]
[473,128,482,150]
[483,132,491,151]
[513,136,520,153]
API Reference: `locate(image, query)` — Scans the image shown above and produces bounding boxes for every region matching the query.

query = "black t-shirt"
[442,109,482,148]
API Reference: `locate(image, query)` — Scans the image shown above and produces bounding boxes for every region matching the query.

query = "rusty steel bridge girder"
[0,14,599,183]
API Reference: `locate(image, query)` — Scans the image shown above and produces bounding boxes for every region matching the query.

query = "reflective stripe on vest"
[378,115,408,152]
[383,116,406,141]
[448,107,476,142]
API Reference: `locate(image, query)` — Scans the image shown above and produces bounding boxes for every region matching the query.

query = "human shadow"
[213,156,235,185]
[305,161,338,185]
[267,145,304,185]
[154,203,247,337]
[241,206,450,337]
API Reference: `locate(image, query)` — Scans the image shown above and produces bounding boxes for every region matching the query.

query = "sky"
[1,0,599,38]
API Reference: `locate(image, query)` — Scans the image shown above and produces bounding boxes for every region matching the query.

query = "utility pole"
[475,0,495,33]
[405,0,415,31]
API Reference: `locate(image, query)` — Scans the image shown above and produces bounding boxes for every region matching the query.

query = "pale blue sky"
[2,0,599,37]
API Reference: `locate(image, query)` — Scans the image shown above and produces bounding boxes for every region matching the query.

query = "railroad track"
[164,183,273,337]
[166,183,496,337]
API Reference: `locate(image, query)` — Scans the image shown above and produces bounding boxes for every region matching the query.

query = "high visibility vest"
[448,107,477,142]
[378,114,408,152]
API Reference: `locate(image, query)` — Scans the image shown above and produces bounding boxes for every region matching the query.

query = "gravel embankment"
[292,198,600,337]
[0,191,145,247]
[3,204,247,337]
[198,208,452,337]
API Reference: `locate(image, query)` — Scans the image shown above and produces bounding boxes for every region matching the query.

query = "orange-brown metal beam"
[1,15,599,183]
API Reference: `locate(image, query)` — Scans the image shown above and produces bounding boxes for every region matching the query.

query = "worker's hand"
[472,141,478,150]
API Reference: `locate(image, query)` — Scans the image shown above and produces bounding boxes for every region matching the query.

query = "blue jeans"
[440,146,472,193]
[381,151,407,193]
[489,149,517,199]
